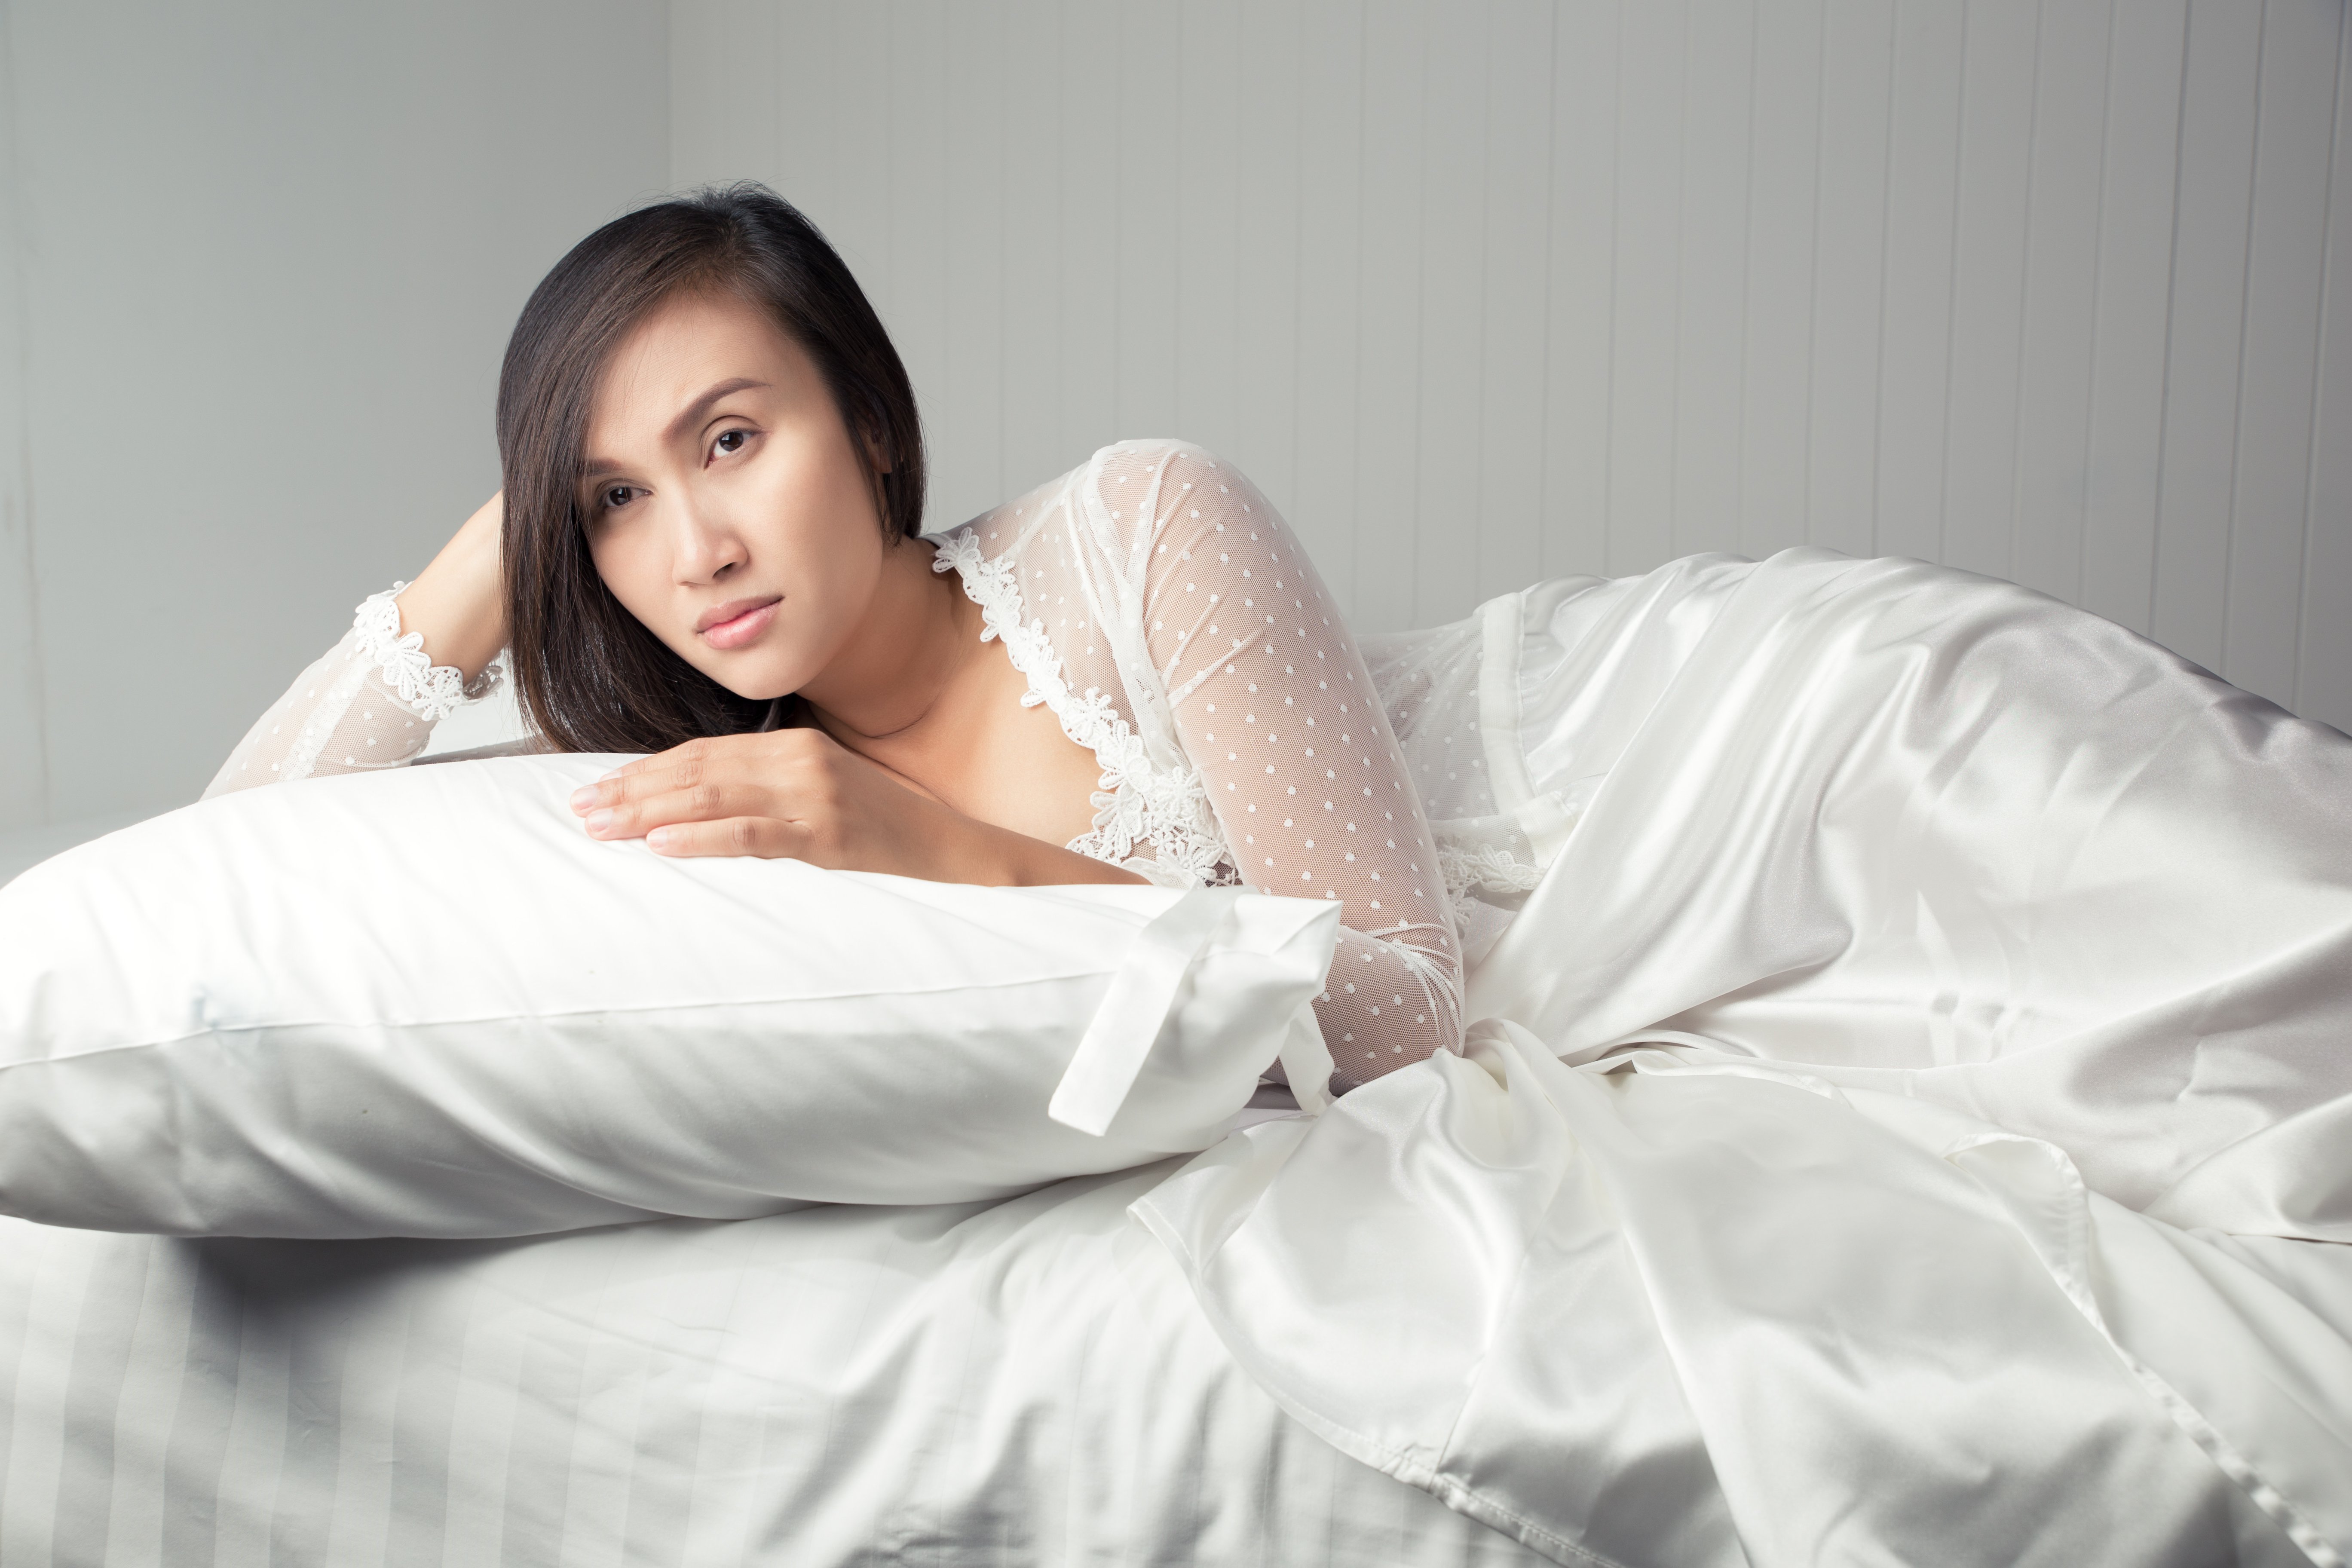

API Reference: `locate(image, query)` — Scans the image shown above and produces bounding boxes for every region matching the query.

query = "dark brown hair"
[496,182,925,753]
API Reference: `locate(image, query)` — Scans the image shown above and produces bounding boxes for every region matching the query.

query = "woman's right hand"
[389,492,508,681]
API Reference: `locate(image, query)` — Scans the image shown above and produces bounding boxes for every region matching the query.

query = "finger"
[581,778,753,839]
[600,741,700,783]
[644,816,814,861]
[573,742,725,815]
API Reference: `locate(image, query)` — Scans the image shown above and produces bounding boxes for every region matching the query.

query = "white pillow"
[0,753,1338,1238]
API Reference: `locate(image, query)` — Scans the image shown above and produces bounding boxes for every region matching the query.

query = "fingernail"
[569,786,599,812]
[646,826,673,852]
[597,769,624,783]
[584,809,613,835]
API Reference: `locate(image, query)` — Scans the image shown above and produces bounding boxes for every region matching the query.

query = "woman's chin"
[700,652,807,706]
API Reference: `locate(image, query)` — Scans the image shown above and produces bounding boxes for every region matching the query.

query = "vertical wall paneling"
[1736,0,1825,560]
[769,4,836,221]
[2299,10,2352,736]
[1474,0,1555,602]
[2153,2,2266,674]
[671,0,2352,724]
[1872,0,1968,565]
[1114,6,1180,447]
[2008,0,2110,605]
[0,4,46,831]
[1231,0,1304,524]
[1351,0,1426,628]
[1941,0,2041,583]
[1054,3,1118,471]
[1808,0,1896,559]
[2223,0,2340,705]
[669,2,782,211]
[2079,0,2189,636]
[1607,0,1685,576]
[15,3,668,825]
[997,0,1063,502]
[1289,0,1366,610]
[1413,4,1489,625]
[1671,0,1757,561]
[943,1,1010,526]
[1539,1,1620,583]
[888,4,955,521]
[1175,0,1243,467]
[824,4,895,319]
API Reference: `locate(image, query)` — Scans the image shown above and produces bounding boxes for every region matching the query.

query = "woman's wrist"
[390,495,508,681]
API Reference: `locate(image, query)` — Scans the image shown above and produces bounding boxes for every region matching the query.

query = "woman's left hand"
[567,728,1141,887]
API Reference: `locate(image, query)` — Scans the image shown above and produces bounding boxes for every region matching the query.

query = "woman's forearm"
[389,493,508,681]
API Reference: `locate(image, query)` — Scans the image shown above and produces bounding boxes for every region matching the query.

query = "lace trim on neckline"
[928,528,1232,887]
[354,583,504,724]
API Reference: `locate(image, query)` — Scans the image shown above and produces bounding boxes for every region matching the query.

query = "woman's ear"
[859,421,897,534]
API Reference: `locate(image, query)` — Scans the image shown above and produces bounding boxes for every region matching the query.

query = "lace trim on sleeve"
[1437,841,1544,905]
[928,530,1232,887]
[353,582,504,723]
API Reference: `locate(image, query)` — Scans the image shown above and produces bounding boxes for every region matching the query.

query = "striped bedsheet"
[0,1158,1546,1567]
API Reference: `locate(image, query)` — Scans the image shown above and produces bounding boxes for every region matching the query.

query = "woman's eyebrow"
[580,377,772,479]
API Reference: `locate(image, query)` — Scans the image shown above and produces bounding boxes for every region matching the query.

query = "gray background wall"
[2,0,2348,849]
[0,0,668,836]
[676,0,2352,729]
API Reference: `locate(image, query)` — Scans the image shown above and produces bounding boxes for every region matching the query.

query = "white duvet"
[6,548,2350,1567]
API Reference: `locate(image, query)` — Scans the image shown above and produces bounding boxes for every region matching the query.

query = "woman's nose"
[667,496,750,584]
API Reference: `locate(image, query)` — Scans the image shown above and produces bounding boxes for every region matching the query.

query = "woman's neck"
[796,536,978,747]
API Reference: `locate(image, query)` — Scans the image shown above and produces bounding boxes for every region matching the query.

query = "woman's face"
[579,288,890,702]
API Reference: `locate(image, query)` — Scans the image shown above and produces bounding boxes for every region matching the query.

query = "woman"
[208,183,1475,1082]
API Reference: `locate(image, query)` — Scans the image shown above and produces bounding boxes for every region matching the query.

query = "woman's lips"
[699,597,780,650]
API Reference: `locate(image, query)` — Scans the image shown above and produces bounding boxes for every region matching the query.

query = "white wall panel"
[1811,0,1897,563]
[1415,4,1489,623]
[1674,0,1759,563]
[1351,0,1427,629]
[672,0,2352,732]
[2,1,671,833]
[2303,11,2352,721]
[1231,0,1304,523]
[2079,0,2188,633]
[1943,0,2039,584]
[1740,0,1825,561]
[1540,1,1618,582]
[2155,1,2266,676]
[1611,0,1687,575]
[2010,0,2108,604]
[1476,0,1556,601]
[0,6,46,828]
[2229,0,2341,705]
[1874,0,1967,567]
[1289,0,1367,601]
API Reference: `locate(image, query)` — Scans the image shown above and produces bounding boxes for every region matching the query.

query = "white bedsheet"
[0,1156,1546,1568]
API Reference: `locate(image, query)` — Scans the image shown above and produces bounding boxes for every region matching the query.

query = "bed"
[4,548,2349,1567]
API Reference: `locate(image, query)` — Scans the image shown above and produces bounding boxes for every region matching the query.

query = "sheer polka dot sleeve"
[203,585,503,799]
[1137,445,1463,1078]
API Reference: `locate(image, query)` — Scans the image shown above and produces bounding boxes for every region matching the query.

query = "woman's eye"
[601,484,634,511]
[714,429,750,456]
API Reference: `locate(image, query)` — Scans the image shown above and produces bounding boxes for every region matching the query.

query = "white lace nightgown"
[208,439,1537,1078]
